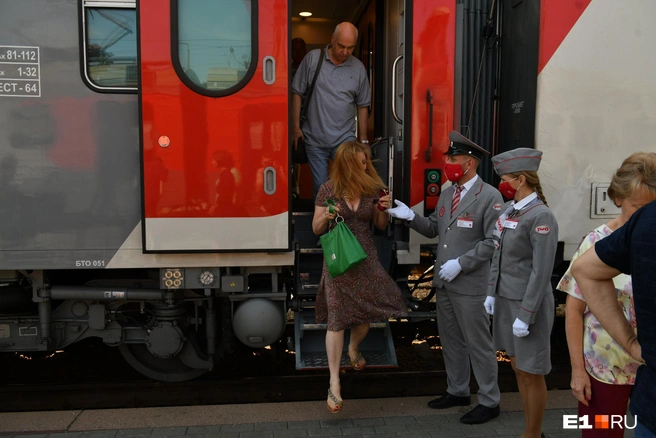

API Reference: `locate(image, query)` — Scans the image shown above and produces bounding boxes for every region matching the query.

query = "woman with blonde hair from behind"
[312,140,407,413]
[557,152,656,438]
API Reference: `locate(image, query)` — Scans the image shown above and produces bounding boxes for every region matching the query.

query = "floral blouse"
[557,224,640,385]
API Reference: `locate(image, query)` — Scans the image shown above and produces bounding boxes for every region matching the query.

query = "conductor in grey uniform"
[387,131,502,424]
[487,148,558,438]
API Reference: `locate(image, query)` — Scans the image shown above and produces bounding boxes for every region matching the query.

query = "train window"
[173,0,257,96]
[82,5,138,91]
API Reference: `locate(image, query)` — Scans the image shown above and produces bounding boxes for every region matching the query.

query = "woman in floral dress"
[557,152,656,437]
[312,141,407,413]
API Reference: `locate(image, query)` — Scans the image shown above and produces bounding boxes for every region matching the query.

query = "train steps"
[291,211,399,370]
[293,309,398,370]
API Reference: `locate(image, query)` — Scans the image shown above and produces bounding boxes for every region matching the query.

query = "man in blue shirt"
[572,200,656,437]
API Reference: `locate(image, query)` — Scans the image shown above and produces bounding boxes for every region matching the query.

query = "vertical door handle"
[263,56,275,85]
[263,167,276,195]
[391,54,404,124]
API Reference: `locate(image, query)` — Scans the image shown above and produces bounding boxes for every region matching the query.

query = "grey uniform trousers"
[436,287,500,408]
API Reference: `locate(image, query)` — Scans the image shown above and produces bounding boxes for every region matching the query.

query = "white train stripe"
[107,217,294,268]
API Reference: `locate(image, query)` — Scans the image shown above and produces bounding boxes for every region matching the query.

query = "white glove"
[512,318,529,337]
[386,200,415,221]
[439,259,462,282]
[484,296,495,315]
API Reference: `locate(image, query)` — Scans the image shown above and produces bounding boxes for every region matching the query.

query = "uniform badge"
[439,206,445,217]
[535,225,550,234]
[493,203,502,211]
[457,218,473,228]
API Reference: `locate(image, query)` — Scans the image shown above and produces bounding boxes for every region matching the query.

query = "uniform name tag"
[503,219,518,229]
[457,218,473,228]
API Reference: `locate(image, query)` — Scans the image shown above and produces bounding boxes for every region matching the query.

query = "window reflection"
[177,0,253,91]
[85,8,138,89]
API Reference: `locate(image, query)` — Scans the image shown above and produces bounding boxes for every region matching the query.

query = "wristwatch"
[360,139,369,144]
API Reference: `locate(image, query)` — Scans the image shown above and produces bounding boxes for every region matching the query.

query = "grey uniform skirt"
[493,293,555,375]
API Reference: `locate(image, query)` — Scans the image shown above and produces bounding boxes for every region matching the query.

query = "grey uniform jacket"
[487,198,559,325]
[408,178,503,295]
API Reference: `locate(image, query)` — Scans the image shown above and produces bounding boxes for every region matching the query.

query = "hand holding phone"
[377,188,390,211]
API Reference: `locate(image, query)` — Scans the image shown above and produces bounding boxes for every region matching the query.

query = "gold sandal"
[349,352,366,371]
[327,388,343,413]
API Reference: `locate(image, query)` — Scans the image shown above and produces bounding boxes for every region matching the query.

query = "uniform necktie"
[451,185,462,214]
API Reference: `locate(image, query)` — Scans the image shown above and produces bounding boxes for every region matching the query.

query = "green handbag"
[320,199,368,278]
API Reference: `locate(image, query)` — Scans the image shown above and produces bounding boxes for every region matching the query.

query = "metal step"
[299,247,323,254]
[297,312,386,330]
[295,271,321,299]
[293,309,399,370]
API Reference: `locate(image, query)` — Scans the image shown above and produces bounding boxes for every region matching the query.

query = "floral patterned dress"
[315,183,408,331]
[557,224,640,384]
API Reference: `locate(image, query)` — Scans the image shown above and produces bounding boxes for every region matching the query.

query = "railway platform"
[0,390,634,438]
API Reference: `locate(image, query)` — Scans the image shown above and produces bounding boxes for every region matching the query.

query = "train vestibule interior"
[289,0,395,212]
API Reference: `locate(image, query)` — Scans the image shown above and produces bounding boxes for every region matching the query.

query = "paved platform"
[0,391,635,438]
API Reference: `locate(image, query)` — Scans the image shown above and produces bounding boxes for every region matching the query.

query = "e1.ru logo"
[563,415,637,430]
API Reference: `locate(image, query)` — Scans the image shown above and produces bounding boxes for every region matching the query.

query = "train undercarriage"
[0,208,439,382]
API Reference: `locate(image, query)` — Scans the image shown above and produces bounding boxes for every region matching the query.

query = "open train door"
[138,0,290,252]
[387,0,456,266]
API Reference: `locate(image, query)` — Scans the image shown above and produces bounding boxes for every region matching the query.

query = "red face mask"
[444,161,468,182]
[498,177,519,199]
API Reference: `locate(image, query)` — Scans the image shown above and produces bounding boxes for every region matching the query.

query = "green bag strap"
[325,198,343,225]
[326,198,336,213]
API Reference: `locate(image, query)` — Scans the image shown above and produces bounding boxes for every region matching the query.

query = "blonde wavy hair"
[329,141,386,200]
[607,152,656,206]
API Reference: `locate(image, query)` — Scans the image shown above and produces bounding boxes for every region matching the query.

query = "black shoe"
[427,393,471,409]
[459,404,500,424]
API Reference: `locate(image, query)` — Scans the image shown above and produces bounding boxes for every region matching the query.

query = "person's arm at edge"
[572,247,642,362]
[564,294,592,405]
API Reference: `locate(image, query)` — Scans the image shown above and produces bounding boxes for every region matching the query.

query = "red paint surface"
[140,1,288,219]
[410,1,455,206]
[539,0,592,73]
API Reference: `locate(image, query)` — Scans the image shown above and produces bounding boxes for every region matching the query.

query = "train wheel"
[118,343,207,382]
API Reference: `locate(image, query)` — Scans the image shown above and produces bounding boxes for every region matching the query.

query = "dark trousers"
[578,373,632,438]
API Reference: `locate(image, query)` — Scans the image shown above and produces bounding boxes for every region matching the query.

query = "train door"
[138,0,290,252]
[387,0,457,265]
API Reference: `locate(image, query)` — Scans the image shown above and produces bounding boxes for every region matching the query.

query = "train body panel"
[140,0,291,252]
[0,0,295,269]
[536,0,656,258]
[0,0,140,269]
